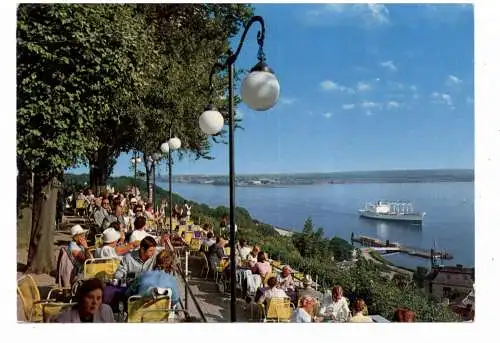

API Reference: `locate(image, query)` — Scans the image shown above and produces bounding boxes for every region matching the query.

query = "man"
[200,232,216,253]
[298,275,322,300]
[129,216,153,243]
[114,236,158,280]
[102,199,126,231]
[93,197,109,229]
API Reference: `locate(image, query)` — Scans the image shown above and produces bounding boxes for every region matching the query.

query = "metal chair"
[83,257,120,281]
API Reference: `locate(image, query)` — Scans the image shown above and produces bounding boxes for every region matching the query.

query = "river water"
[157,181,474,269]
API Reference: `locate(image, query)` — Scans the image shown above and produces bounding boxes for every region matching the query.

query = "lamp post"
[131,152,142,196]
[160,129,182,235]
[198,16,279,322]
[151,152,162,207]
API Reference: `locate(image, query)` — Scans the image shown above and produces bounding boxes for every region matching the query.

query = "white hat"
[302,274,313,286]
[71,224,88,237]
[130,198,137,203]
[103,228,121,243]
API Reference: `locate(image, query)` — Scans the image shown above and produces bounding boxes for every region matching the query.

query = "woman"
[290,296,319,323]
[253,251,271,278]
[96,227,138,260]
[54,278,114,323]
[349,299,373,323]
[247,246,260,266]
[319,285,351,322]
[257,276,288,304]
[392,308,416,322]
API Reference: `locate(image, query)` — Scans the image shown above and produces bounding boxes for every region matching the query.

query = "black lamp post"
[131,152,141,196]
[161,128,182,235]
[198,16,280,322]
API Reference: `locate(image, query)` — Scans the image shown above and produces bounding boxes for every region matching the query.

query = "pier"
[351,233,453,260]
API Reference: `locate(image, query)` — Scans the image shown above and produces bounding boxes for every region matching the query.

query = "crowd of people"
[52,185,417,323]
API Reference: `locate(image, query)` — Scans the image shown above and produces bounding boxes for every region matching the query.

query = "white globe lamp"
[168,137,182,150]
[199,106,225,135]
[152,152,162,161]
[241,62,280,111]
[160,142,170,154]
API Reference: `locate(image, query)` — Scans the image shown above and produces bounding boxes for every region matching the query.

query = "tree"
[17,3,154,271]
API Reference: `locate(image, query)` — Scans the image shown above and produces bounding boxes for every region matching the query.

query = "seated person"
[392,308,416,322]
[127,250,180,305]
[298,275,323,301]
[53,278,114,323]
[318,285,351,322]
[96,227,138,260]
[67,225,93,273]
[290,296,318,323]
[129,216,154,243]
[207,237,226,271]
[276,265,295,290]
[349,298,373,323]
[257,276,288,304]
[114,236,158,280]
[200,232,216,252]
[238,240,252,261]
[253,251,271,278]
[246,246,260,266]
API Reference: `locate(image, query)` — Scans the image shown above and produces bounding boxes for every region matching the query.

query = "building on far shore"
[424,264,474,302]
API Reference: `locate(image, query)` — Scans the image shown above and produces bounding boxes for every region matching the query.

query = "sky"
[69,3,474,177]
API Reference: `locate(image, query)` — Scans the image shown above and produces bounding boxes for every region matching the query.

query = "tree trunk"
[143,152,153,204]
[89,148,116,195]
[26,174,60,274]
[17,167,33,262]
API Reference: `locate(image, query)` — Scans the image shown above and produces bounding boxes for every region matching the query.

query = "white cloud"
[380,60,397,72]
[342,104,355,110]
[280,98,297,105]
[387,101,401,109]
[357,81,372,92]
[323,112,333,119]
[304,4,390,28]
[446,74,463,86]
[466,96,474,105]
[365,110,374,116]
[431,92,454,109]
[360,101,382,110]
[320,80,355,94]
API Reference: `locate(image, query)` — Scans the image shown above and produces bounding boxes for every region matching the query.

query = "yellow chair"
[94,234,104,248]
[262,272,276,287]
[224,247,231,256]
[214,258,229,282]
[260,297,294,322]
[83,258,120,281]
[184,231,193,244]
[47,286,73,302]
[42,302,74,323]
[189,238,201,252]
[76,199,85,209]
[17,275,52,322]
[127,295,172,323]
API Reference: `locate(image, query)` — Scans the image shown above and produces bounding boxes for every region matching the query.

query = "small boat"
[358,200,425,223]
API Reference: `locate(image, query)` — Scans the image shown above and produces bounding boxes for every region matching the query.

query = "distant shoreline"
[160,179,474,187]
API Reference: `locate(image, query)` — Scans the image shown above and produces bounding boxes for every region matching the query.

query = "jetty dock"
[351,233,453,260]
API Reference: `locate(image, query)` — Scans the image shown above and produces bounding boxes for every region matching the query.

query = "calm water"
[158,181,474,269]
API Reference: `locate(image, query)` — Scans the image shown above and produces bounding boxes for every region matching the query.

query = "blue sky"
[69,3,474,177]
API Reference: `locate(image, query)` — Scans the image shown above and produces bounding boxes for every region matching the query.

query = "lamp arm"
[206,16,266,102]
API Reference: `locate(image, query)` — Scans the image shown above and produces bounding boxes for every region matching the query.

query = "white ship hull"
[358,210,424,223]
